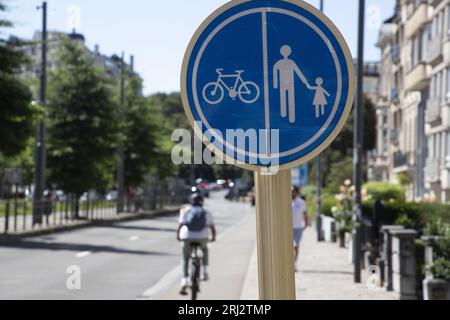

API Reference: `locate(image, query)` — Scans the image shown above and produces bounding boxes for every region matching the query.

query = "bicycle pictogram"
[202,68,260,105]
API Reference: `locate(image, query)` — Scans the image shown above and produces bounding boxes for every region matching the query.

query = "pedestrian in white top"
[292,186,309,272]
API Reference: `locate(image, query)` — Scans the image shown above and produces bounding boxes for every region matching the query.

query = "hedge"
[362,201,450,233]
[321,194,337,217]
[363,181,406,203]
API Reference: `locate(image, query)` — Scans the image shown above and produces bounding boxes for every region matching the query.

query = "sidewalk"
[241,226,399,300]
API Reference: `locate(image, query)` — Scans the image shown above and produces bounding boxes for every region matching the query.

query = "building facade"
[370,0,450,202]
[19,31,123,99]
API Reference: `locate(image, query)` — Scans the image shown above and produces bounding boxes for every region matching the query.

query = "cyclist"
[177,193,216,295]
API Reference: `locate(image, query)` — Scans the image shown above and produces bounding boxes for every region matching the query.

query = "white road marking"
[129,235,139,241]
[75,251,91,258]
[138,266,180,300]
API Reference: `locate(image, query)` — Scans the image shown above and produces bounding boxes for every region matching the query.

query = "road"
[0,190,255,299]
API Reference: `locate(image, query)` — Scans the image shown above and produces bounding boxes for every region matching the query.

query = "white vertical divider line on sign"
[261,10,271,156]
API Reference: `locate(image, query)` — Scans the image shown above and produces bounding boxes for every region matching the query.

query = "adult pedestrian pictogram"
[181,0,355,170]
[273,44,312,124]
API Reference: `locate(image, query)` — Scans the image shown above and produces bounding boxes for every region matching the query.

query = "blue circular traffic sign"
[181,0,355,170]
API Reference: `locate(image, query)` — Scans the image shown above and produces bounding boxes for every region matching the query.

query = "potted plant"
[422,219,450,300]
[338,225,347,247]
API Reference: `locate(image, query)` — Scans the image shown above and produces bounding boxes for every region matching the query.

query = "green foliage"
[415,239,426,293]
[362,199,450,235]
[420,204,450,227]
[430,258,450,280]
[425,217,450,237]
[397,173,411,186]
[0,138,35,185]
[302,184,318,217]
[387,202,421,228]
[363,181,405,202]
[321,193,337,217]
[123,73,161,187]
[147,92,187,179]
[47,37,119,195]
[395,214,416,229]
[310,95,376,191]
[329,95,376,158]
[0,3,39,158]
[424,216,450,280]
[324,157,353,194]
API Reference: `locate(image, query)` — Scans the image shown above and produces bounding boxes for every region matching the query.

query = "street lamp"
[32,1,47,225]
[315,0,325,242]
[353,0,366,283]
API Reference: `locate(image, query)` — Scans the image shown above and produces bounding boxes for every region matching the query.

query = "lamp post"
[32,1,47,225]
[353,0,365,283]
[116,52,125,213]
[315,0,324,242]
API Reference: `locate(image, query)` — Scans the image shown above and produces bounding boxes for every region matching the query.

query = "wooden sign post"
[255,170,295,299]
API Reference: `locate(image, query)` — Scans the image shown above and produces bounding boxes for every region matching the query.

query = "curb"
[240,244,259,300]
[0,207,179,244]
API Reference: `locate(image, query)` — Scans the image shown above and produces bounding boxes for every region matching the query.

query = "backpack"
[184,206,207,231]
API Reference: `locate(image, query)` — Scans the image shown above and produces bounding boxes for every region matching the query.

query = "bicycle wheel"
[191,260,200,300]
[238,81,260,104]
[202,82,224,105]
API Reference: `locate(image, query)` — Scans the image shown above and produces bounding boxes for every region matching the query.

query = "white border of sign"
[181,0,355,172]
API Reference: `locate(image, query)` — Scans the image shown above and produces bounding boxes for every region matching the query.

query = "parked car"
[106,190,118,201]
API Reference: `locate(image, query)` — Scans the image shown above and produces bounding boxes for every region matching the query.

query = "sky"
[5,0,395,95]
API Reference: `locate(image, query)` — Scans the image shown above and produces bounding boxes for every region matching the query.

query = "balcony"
[405,3,428,39]
[428,0,441,7]
[425,97,441,124]
[425,158,440,183]
[405,63,428,91]
[393,151,408,172]
[426,35,443,65]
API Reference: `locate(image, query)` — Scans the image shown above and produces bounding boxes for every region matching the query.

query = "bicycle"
[189,242,203,300]
[202,68,260,105]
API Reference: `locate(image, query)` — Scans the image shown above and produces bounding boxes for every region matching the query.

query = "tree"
[325,157,353,194]
[0,3,39,159]
[309,95,376,189]
[122,73,160,188]
[47,37,119,215]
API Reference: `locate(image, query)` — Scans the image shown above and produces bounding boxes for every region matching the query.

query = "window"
[412,35,419,66]
[441,132,446,165]
[430,76,436,98]
[383,130,388,153]
[437,11,443,36]
[421,28,428,59]
[448,5,450,35]
[432,15,437,38]
[436,134,441,162]
[447,132,450,159]
[447,67,450,99]
[437,71,442,98]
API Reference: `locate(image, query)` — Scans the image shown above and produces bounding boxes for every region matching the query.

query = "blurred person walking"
[292,186,309,271]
